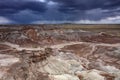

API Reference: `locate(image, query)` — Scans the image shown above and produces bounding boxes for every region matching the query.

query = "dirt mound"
[81,32,120,44]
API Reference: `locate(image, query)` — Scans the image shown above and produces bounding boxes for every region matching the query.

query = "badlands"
[0,24,120,80]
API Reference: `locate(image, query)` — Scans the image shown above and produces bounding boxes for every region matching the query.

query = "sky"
[0,0,120,24]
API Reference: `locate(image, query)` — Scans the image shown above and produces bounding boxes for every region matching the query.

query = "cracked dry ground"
[0,27,120,80]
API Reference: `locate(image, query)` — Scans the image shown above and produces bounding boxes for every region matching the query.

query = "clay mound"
[81,32,120,44]
[61,43,120,69]
[0,44,11,50]
[62,43,92,56]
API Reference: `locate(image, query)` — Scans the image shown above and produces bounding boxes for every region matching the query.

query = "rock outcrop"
[0,26,120,80]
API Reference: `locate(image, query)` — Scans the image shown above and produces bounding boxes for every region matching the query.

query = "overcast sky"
[0,0,120,24]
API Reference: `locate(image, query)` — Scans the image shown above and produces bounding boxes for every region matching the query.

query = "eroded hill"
[0,25,120,80]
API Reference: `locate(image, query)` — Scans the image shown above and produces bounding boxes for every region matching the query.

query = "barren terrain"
[0,24,120,80]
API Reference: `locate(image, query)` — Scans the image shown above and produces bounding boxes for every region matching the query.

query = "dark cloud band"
[0,0,47,14]
[0,0,120,24]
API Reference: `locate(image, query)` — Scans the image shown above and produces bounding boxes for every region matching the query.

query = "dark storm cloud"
[51,0,120,13]
[0,0,120,24]
[0,0,47,15]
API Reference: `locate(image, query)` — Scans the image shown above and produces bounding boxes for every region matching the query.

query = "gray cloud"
[0,0,120,24]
